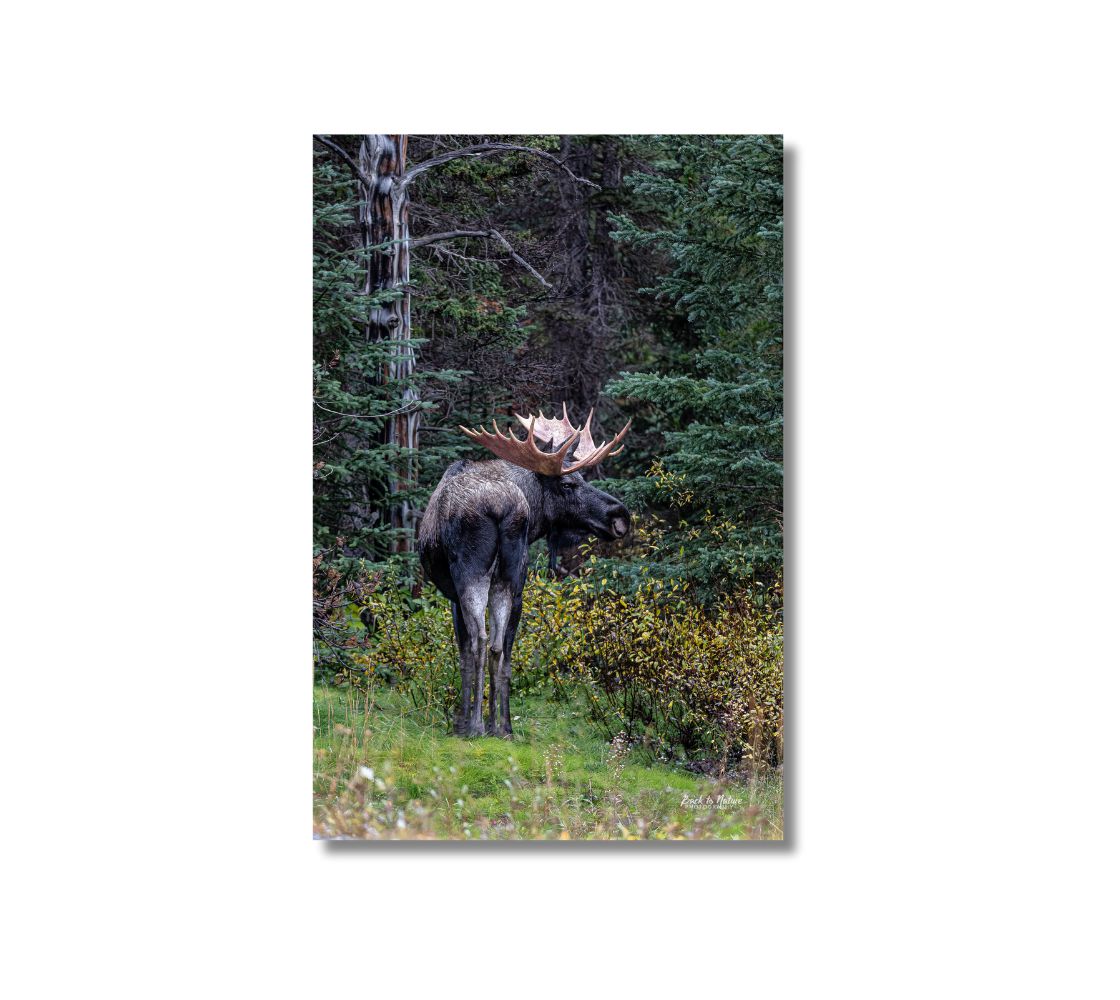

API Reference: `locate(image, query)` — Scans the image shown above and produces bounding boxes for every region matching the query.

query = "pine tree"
[313,141,458,572]
[604,135,784,594]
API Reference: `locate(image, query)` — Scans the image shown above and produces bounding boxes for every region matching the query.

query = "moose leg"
[486,645,512,738]
[497,594,523,737]
[447,540,495,737]
[487,650,507,737]
[487,511,528,737]
[485,583,513,737]
[470,639,486,737]
[486,647,497,735]
[485,585,504,735]
[450,603,473,736]
[460,582,489,737]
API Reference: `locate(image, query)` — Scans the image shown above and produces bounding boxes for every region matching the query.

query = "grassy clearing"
[314,685,783,840]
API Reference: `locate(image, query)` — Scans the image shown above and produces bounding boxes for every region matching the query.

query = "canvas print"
[313,135,784,840]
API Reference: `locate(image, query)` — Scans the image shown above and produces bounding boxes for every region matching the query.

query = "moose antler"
[515,402,602,462]
[460,407,632,477]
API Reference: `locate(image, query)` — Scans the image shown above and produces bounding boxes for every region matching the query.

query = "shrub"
[359,586,460,723]
[351,574,580,718]
[312,552,380,683]
[334,566,783,771]
[562,575,784,769]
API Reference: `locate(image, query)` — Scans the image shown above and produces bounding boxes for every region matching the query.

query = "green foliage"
[610,135,783,346]
[331,575,580,720]
[313,150,463,567]
[312,552,381,681]
[605,135,784,593]
[358,583,460,720]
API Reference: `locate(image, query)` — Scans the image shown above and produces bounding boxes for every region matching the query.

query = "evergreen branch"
[313,135,370,191]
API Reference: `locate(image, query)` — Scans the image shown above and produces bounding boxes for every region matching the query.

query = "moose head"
[461,403,632,549]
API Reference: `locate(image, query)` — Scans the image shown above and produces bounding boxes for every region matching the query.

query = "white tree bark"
[358,135,417,553]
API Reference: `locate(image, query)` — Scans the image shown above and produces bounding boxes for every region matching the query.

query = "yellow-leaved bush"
[352,570,783,769]
[355,589,460,722]
[550,575,783,768]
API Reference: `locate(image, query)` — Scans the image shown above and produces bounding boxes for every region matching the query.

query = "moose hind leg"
[496,593,523,737]
[486,645,497,736]
[489,509,528,738]
[484,582,511,736]
[486,585,514,737]
[488,647,512,738]
[451,603,473,736]
[454,583,489,737]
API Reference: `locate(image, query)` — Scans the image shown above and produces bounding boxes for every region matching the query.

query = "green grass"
[314,685,783,840]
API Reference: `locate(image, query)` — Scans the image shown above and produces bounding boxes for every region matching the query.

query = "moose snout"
[609,508,630,539]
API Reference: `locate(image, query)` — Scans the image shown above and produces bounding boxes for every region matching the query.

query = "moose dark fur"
[418,406,632,737]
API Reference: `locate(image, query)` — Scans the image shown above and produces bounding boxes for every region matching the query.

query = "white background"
[3,2,1118,997]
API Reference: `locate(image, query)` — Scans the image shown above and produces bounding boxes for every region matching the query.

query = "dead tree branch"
[400,143,600,191]
[313,135,369,190]
[409,229,552,288]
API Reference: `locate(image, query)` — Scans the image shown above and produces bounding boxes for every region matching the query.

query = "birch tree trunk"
[358,134,418,553]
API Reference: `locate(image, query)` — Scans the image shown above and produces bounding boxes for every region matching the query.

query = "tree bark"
[359,135,418,553]
[552,136,625,424]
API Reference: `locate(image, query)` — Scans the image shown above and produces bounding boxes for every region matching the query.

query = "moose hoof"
[454,717,485,738]
[487,723,513,739]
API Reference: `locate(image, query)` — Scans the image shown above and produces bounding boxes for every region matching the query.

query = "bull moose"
[418,405,632,737]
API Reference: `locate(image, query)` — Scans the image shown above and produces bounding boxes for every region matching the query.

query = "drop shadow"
[321,834,786,853]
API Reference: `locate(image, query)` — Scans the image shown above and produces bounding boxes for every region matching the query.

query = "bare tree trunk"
[551,136,625,431]
[359,135,418,553]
